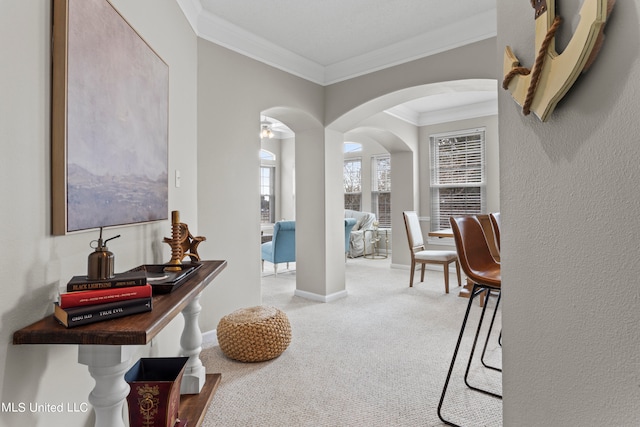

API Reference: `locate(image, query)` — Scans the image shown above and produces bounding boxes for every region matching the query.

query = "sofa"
[344,218,357,257]
[344,209,377,257]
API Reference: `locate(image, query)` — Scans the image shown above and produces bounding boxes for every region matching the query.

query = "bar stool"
[437,215,502,427]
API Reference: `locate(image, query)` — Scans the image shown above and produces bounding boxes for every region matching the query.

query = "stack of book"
[54,270,152,328]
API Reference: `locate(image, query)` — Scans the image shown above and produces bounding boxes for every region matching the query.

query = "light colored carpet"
[200,257,502,426]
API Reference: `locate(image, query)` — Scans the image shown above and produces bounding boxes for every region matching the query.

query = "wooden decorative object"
[503,0,615,122]
[163,211,206,270]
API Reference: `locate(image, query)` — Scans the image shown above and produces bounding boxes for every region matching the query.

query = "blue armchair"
[261,220,296,276]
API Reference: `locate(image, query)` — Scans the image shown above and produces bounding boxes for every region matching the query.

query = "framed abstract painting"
[51,0,169,235]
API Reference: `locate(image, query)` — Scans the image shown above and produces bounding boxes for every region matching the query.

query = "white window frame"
[260,150,276,224]
[344,157,362,211]
[429,128,486,244]
[371,155,391,228]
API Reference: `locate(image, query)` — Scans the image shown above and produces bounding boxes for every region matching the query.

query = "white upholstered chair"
[402,211,460,293]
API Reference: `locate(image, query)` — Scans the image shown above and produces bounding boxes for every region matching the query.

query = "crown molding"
[175,0,201,33]
[385,98,498,127]
[196,8,326,84]
[324,9,497,84]
[176,0,497,86]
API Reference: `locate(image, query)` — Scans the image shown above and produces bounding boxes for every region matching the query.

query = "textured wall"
[498,1,640,425]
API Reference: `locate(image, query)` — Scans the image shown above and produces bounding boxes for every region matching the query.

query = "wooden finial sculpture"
[164,210,206,271]
[503,0,615,122]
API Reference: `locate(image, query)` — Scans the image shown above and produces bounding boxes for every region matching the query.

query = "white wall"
[498,0,640,425]
[196,39,325,317]
[0,1,198,426]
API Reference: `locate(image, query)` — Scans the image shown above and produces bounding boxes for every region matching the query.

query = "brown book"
[66,270,147,292]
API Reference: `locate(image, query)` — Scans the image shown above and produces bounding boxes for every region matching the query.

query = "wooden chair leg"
[444,262,450,294]
[409,260,415,287]
[420,263,425,282]
[455,260,461,287]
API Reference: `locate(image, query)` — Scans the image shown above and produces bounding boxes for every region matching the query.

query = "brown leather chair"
[489,212,501,251]
[402,211,460,293]
[438,215,502,426]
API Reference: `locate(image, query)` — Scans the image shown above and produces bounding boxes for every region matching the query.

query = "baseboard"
[390,263,410,270]
[294,289,348,302]
[202,329,218,347]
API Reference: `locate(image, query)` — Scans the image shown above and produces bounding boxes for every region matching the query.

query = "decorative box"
[125,357,189,427]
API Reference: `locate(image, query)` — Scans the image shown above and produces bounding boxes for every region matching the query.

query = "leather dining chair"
[437,215,502,427]
[402,211,460,293]
[489,212,501,251]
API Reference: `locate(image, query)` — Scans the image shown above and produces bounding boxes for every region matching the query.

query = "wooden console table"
[13,260,227,427]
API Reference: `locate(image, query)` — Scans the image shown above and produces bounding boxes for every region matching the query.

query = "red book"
[59,284,152,309]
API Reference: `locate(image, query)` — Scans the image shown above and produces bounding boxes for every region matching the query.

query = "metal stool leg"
[463,290,502,398]
[480,290,502,372]
[438,283,485,426]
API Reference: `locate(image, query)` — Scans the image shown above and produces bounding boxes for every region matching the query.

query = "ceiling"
[177,0,498,125]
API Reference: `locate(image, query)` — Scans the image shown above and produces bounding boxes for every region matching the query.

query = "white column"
[180,293,206,394]
[78,345,135,427]
[294,128,347,301]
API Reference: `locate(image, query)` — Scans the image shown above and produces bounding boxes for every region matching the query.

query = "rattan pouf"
[216,306,291,362]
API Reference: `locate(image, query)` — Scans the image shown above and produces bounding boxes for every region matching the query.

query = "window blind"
[430,129,485,231]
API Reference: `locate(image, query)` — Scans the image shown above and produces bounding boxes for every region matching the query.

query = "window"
[260,166,275,223]
[260,150,276,224]
[430,128,485,232]
[344,158,362,211]
[260,149,275,161]
[371,155,391,228]
[344,142,362,153]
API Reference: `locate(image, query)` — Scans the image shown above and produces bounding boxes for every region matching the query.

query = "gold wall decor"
[503,0,615,122]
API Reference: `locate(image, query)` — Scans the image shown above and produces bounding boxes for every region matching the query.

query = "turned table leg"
[78,345,136,427]
[180,293,206,394]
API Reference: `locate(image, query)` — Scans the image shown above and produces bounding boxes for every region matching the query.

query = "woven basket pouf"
[216,306,291,362]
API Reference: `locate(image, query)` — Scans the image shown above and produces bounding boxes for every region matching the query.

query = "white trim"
[176,2,497,86]
[294,289,348,303]
[390,263,411,270]
[324,10,497,85]
[196,9,326,84]
[386,99,498,127]
[175,0,201,34]
[202,329,218,347]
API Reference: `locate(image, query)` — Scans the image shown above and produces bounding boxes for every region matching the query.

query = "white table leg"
[78,345,135,427]
[180,293,206,394]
